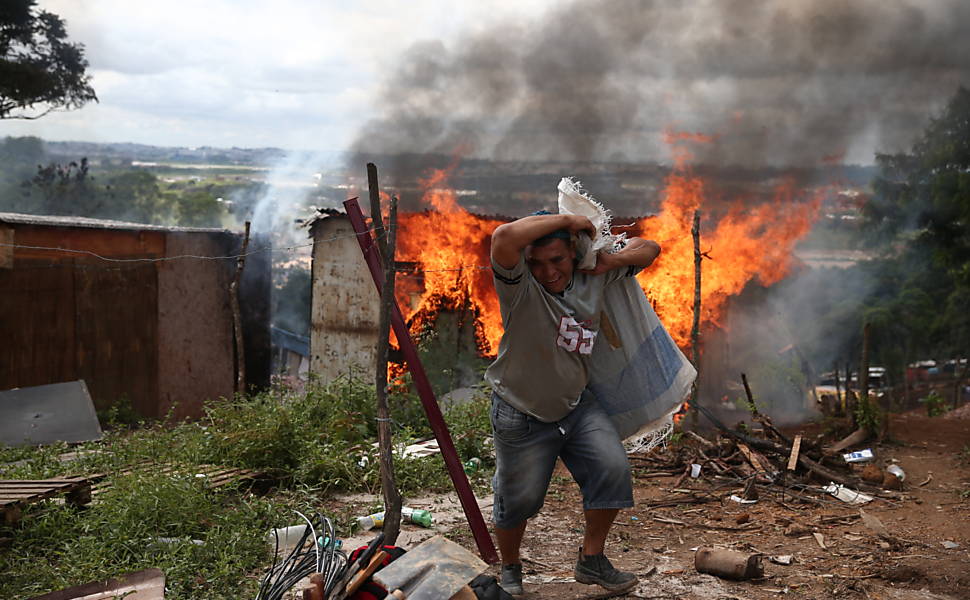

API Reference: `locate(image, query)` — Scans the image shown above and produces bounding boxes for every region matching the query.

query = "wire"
[255,512,348,600]
[0,226,378,264]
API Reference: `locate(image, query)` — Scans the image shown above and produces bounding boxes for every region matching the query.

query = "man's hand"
[491,213,594,270]
[578,238,660,275]
[579,250,620,276]
[565,214,596,237]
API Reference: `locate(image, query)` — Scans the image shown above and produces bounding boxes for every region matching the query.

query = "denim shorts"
[490,392,633,529]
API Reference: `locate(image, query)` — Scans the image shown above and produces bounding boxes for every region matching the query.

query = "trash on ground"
[373,535,487,600]
[824,482,873,505]
[770,555,794,565]
[694,546,764,580]
[843,449,875,463]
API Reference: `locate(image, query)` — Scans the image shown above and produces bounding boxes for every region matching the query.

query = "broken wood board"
[26,568,165,600]
[0,475,104,525]
[88,462,269,498]
[787,434,802,471]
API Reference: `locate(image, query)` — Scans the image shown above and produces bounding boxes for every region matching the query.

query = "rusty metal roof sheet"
[0,211,234,235]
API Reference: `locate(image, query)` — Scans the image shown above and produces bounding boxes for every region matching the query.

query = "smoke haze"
[352,0,970,167]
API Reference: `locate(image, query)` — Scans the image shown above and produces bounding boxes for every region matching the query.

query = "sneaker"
[574,550,637,593]
[499,563,524,595]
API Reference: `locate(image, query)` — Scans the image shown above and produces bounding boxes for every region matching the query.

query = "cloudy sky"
[5,1,555,151]
[6,0,969,166]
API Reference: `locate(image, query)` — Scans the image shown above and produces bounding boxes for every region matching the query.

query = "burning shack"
[307,206,501,392]
[0,212,270,419]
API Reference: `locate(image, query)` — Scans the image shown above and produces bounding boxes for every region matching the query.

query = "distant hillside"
[45,141,289,167]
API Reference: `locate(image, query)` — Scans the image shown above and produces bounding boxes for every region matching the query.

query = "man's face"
[526,238,576,294]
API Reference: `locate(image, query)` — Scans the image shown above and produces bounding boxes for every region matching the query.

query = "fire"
[624,133,822,347]
[673,401,690,425]
[388,132,821,357]
[393,158,505,354]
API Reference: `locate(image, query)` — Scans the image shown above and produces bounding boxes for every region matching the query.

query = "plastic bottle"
[401,507,433,528]
[463,457,481,474]
[356,511,385,530]
[267,524,310,551]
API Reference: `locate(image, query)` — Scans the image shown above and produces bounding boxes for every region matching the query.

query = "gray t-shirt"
[484,253,636,422]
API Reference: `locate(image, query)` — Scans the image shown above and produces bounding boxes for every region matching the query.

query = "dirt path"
[437,409,970,599]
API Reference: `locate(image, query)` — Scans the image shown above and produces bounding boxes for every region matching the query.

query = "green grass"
[0,378,494,599]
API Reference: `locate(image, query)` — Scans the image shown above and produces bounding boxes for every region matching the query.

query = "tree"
[0,0,96,119]
[864,86,970,359]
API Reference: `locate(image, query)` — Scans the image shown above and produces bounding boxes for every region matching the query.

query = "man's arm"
[579,237,660,276]
[490,214,594,270]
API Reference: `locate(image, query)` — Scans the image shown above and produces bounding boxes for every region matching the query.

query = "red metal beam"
[344,197,498,564]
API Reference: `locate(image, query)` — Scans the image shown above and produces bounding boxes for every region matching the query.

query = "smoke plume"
[352,0,970,167]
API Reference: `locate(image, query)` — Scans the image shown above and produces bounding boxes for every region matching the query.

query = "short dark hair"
[529,210,571,247]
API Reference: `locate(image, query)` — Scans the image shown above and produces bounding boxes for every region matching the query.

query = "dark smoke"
[351,0,970,167]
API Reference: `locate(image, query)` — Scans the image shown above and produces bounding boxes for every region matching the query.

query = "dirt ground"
[339,408,970,599]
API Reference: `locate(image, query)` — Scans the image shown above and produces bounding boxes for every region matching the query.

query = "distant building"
[271,326,309,380]
[0,212,270,419]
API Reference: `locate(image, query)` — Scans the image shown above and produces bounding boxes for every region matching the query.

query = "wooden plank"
[738,442,765,474]
[0,263,76,391]
[12,225,165,262]
[787,434,802,471]
[75,264,159,417]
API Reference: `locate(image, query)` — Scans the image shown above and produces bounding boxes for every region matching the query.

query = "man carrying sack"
[485,209,660,596]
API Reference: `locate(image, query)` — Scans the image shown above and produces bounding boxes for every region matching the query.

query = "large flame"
[394,158,504,354]
[389,134,821,356]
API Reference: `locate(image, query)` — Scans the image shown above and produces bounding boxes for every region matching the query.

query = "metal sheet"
[0,381,102,446]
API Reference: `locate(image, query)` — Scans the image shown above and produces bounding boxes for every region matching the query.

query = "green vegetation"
[922,391,947,417]
[0,135,271,228]
[779,87,970,390]
[0,378,494,600]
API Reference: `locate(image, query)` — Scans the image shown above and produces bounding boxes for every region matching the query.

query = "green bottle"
[401,507,433,528]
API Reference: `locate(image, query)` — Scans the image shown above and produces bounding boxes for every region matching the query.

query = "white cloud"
[6,1,557,150]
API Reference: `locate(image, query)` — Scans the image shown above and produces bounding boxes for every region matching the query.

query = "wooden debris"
[0,475,101,525]
[826,427,869,454]
[737,442,773,475]
[918,473,933,487]
[812,532,827,549]
[686,431,715,448]
[787,435,802,471]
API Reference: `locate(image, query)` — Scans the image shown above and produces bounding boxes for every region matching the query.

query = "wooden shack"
[307,210,380,382]
[0,212,270,419]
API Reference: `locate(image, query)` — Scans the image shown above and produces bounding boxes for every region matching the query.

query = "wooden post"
[953,359,969,410]
[690,210,702,425]
[376,194,402,545]
[344,197,498,563]
[857,322,871,431]
[367,163,387,257]
[741,372,758,415]
[230,221,251,396]
[832,363,842,416]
